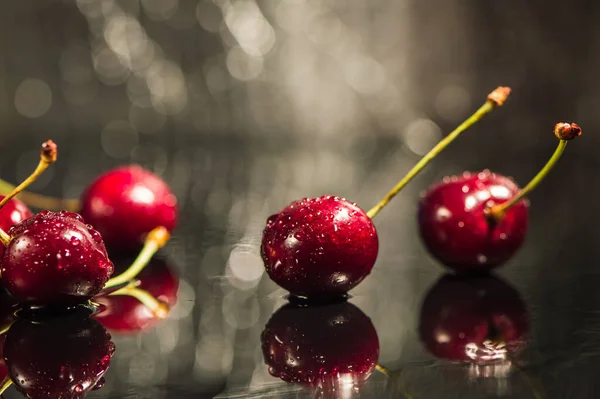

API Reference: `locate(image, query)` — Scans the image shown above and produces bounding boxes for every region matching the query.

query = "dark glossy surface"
[4,307,114,398]
[261,196,378,298]
[261,301,379,393]
[80,165,178,251]
[1,211,114,305]
[93,256,179,334]
[419,274,530,363]
[418,171,529,271]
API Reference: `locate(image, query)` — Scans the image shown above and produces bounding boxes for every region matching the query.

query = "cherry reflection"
[419,274,530,368]
[3,306,115,398]
[93,255,179,334]
[261,301,379,398]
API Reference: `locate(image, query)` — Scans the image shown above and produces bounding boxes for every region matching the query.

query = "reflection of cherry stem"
[0,141,58,246]
[109,283,169,319]
[103,226,170,289]
[511,360,544,399]
[0,320,15,336]
[0,376,12,395]
[375,364,416,399]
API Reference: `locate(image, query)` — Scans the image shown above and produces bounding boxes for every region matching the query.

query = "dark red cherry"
[261,196,378,298]
[418,171,529,271]
[1,210,114,305]
[419,274,529,363]
[3,306,115,398]
[0,196,32,256]
[80,165,178,251]
[93,256,178,334]
[261,301,379,393]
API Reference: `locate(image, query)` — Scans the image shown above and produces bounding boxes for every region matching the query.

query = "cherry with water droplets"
[419,274,530,363]
[261,301,379,393]
[261,196,378,299]
[1,210,114,305]
[418,122,581,272]
[261,88,511,297]
[80,165,178,251]
[418,171,528,271]
[93,255,178,334]
[3,306,115,398]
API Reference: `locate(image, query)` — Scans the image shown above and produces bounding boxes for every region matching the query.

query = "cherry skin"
[93,256,179,334]
[419,274,530,363]
[261,301,379,392]
[80,165,178,251]
[0,196,32,256]
[261,196,378,298]
[3,306,115,398]
[418,171,529,272]
[1,210,114,305]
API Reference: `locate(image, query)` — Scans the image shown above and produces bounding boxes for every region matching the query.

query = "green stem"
[367,87,509,219]
[0,376,12,395]
[110,283,169,318]
[489,140,567,219]
[0,179,80,211]
[103,227,170,289]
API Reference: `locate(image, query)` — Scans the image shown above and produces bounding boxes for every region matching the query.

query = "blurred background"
[1,0,599,398]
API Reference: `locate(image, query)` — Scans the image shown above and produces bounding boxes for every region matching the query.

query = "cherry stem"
[0,140,58,247]
[103,226,171,289]
[0,377,12,396]
[488,140,568,220]
[109,283,169,318]
[0,178,79,211]
[366,87,511,219]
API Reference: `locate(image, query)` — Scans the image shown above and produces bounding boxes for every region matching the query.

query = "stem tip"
[41,140,58,164]
[487,86,511,107]
[148,226,170,249]
[554,122,582,141]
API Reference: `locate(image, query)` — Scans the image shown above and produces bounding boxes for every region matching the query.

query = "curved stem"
[103,226,170,289]
[488,140,567,220]
[110,283,169,318]
[0,178,80,211]
[367,87,511,219]
[0,376,12,395]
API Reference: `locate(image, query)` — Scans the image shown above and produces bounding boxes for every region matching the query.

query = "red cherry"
[261,196,378,298]
[3,307,115,398]
[418,171,529,271]
[261,301,379,392]
[1,211,114,305]
[419,274,530,363]
[0,196,32,257]
[80,165,177,251]
[93,256,178,334]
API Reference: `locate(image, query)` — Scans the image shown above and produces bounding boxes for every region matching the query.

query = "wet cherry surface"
[0,196,32,257]
[80,165,178,252]
[261,301,379,393]
[1,211,114,305]
[418,171,529,272]
[261,196,379,298]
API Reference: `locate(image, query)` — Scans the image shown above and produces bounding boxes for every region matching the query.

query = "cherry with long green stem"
[0,141,114,305]
[261,87,511,299]
[418,122,582,272]
[0,164,178,251]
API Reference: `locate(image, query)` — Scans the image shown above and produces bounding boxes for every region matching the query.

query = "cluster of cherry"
[260,86,582,299]
[0,142,180,397]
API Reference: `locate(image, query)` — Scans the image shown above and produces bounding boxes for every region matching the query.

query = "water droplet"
[461,185,469,193]
[477,254,488,264]
[458,221,465,228]
[73,384,84,393]
[499,233,507,240]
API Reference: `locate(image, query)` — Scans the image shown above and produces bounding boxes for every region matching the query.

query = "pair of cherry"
[261,274,530,396]
[0,140,178,306]
[261,87,582,299]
